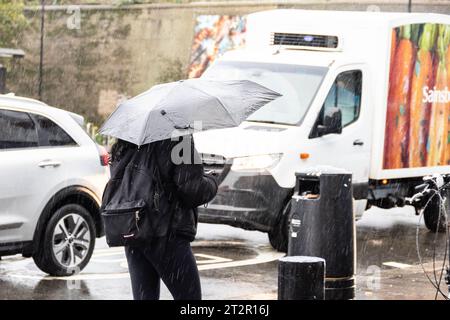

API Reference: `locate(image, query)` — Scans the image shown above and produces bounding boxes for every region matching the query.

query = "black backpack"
[100,143,175,247]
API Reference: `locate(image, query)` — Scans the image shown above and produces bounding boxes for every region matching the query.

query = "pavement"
[0,206,448,300]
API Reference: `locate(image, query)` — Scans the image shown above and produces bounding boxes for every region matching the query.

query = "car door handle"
[353,139,364,146]
[38,159,62,168]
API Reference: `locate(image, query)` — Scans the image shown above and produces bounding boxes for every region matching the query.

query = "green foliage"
[155,57,186,84]
[0,0,27,48]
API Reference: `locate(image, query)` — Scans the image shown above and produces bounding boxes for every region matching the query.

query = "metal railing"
[408,174,450,299]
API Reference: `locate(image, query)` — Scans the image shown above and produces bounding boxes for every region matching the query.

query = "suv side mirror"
[317,107,342,136]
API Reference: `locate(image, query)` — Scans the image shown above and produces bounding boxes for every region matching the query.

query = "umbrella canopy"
[98,79,281,146]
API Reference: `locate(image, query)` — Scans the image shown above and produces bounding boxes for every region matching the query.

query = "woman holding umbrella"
[100,79,281,300]
[109,135,217,300]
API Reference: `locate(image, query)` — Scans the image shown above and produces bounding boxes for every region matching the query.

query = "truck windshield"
[202,61,327,125]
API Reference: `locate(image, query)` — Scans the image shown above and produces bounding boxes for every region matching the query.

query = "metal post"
[278,256,325,300]
[408,0,412,12]
[288,168,355,300]
[0,65,6,94]
[38,0,45,100]
[446,267,450,294]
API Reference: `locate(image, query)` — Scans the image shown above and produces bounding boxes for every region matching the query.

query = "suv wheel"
[268,201,291,252]
[33,204,96,276]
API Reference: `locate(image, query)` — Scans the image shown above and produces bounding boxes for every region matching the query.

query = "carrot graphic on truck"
[428,24,450,166]
[409,24,436,167]
[390,29,397,75]
[445,26,450,165]
[433,25,450,165]
[384,25,415,169]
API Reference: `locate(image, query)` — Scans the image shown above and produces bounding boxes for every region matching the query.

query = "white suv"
[0,94,110,276]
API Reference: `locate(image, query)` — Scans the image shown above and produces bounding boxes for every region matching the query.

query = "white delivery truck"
[194,10,450,251]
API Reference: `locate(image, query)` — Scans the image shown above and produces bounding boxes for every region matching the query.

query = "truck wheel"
[33,204,96,276]
[423,194,447,233]
[268,201,291,252]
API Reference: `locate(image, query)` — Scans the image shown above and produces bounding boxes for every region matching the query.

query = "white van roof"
[240,9,450,67]
[248,9,449,28]
[245,10,450,52]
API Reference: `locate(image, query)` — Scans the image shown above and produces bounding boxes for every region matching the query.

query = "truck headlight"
[231,154,282,172]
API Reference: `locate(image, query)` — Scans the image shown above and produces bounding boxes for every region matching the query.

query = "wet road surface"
[0,206,448,300]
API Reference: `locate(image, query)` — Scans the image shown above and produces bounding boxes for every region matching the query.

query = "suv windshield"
[202,61,327,125]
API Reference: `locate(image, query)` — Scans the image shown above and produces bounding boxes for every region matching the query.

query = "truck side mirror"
[317,107,342,136]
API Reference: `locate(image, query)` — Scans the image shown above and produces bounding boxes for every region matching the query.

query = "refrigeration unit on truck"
[194,9,450,251]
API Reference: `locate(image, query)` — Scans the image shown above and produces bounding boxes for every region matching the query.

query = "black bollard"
[278,256,325,300]
[288,168,355,300]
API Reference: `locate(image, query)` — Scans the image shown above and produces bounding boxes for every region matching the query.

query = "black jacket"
[109,137,218,241]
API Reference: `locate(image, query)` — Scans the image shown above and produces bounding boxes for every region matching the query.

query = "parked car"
[195,10,450,252]
[0,94,110,276]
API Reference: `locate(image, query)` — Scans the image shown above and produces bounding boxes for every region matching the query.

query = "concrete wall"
[7,1,450,123]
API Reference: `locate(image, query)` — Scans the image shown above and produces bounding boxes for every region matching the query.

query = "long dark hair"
[110,139,136,163]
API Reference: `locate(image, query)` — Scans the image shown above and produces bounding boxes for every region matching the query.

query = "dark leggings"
[125,235,201,300]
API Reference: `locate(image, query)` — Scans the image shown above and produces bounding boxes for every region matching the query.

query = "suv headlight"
[231,154,282,172]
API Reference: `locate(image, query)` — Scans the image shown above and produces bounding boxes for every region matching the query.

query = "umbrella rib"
[98,87,162,135]
[137,83,180,145]
[98,100,124,134]
[184,81,240,126]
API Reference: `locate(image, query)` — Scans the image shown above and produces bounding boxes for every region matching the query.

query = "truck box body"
[243,10,450,181]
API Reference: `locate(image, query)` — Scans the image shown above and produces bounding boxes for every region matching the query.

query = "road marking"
[1,248,284,281]
[6,272,129,281]
[382,261,412,269]
[197,251,283,271]
[118,253,234,270]
[91,251,233,265]
[91,258,127,264]
[195,253,232,265]
[92,247,124,254]
[92,250,125,258]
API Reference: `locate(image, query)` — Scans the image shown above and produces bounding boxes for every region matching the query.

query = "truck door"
[307,65,371,185]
